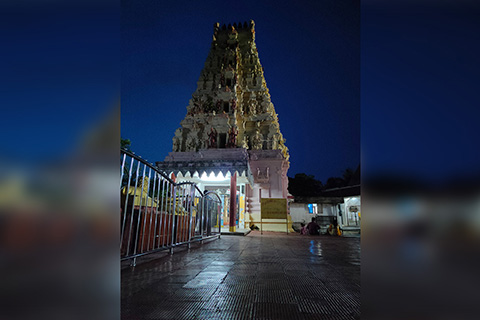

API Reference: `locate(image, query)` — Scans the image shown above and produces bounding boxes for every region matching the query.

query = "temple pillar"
[239,184,245,229]
[229,171,237,232]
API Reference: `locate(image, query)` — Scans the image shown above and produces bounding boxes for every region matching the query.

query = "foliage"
[288,165,360,196]
[288,173,323,196]
[324,165,360,189]
[121,137,131,151]
[325,177,345,189]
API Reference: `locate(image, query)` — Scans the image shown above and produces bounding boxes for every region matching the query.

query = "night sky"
[0,2,119,163]
[362,0,480,184]
[2,1,477,185]
[121,0,360,184]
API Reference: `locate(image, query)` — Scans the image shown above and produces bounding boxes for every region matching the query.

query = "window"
[307,203,318,214]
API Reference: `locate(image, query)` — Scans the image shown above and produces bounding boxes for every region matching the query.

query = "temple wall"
[245,150,290,232]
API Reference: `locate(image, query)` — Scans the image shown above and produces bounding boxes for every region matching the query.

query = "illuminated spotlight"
[200,172,229,182]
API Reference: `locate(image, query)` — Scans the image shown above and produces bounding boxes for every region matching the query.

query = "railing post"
[121,156,134,252]
[170,185,177,254]
[205,199,210,237]
[126,162,141,257]
[120,152,127,190]
[218,202,221,238]
[187,186,194,249]
[146,171,158,252]
[160,179,168,248]
[200,196,205,243]
[179,186,185,244]
[140,168,152,254]
[152,174,162,250]
[132,164,147,258]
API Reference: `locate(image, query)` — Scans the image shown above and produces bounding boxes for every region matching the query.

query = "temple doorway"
[205,186,243,229]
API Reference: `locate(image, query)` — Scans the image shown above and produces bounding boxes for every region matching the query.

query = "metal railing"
[121,149,221,266]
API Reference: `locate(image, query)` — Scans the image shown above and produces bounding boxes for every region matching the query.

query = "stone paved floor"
[122,231,360,320]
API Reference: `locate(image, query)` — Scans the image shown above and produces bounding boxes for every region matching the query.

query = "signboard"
[349,206,358,213]
[261,198,287,219]
[260,198,288,234]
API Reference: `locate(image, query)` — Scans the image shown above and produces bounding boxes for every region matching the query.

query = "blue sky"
[3,1,477,185]
[121,0,360,183]
[361,1,480,182]
[0,2,119,162]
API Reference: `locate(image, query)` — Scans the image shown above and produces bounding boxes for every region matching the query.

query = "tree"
[288,173,323,196]
[325,177,345,189]
[343,168,354,185]
[121,138,131,151]
[324,165,360,190]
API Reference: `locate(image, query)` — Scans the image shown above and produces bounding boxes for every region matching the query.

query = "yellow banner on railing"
[260,198,287,219]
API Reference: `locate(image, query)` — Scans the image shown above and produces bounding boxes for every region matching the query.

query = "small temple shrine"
[156,21,291,232]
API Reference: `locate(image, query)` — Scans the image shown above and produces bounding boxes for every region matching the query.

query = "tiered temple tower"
[158,21,291,232]
[172,20,289,159]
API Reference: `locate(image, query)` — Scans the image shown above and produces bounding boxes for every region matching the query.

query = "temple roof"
[156,158,254,186]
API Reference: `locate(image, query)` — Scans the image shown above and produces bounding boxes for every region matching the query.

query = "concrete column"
[229,171,237,232]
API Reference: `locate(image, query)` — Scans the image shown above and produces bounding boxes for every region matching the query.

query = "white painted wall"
[290,202,338,225]
[290,203,309,224]
[343,196,361,227]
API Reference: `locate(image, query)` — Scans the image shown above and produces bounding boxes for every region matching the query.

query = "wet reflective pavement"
[122,231,360,319]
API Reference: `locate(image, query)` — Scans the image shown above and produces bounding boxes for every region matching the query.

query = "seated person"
[300,222,307,235]
[306,217,320,235]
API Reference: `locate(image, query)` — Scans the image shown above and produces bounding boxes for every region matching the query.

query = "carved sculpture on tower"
[226,126,238,148]
[242,136,249,149]
[248,100,257,116]
[185,135,196,151]
[207,127,217,149]
[251,129,263,150]
[172,137,181,152]
[172,128,183,151]
[271,133,280,150]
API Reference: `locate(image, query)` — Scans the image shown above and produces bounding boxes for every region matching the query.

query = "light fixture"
[200,172,229,182]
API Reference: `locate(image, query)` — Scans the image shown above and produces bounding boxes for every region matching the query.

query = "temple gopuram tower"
[157,21,291,232]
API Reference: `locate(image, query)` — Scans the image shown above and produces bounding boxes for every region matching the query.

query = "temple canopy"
[156,159,254,186]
